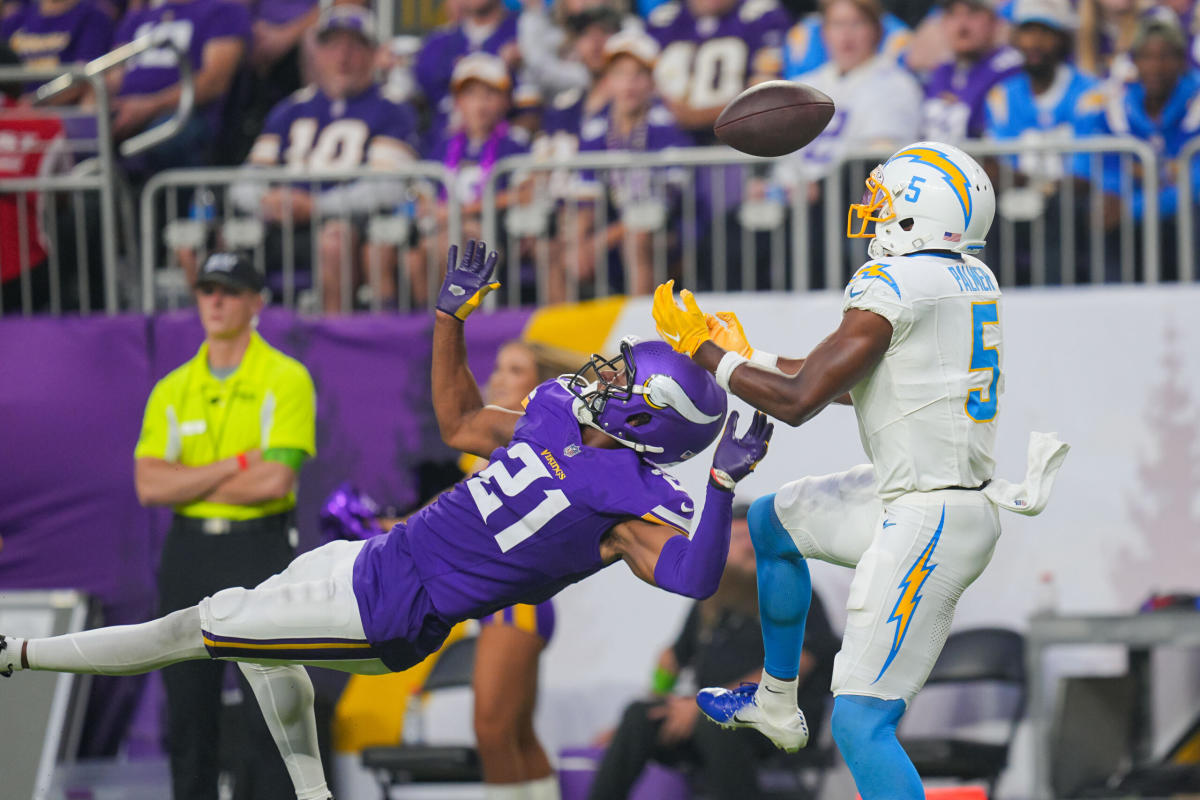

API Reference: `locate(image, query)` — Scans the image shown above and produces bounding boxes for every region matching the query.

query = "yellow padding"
[523,296,627,357]
[332,622,470,753]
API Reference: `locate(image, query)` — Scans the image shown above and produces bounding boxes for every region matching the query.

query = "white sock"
[484,783,531,800]
[24,607,208,675]
[755,670,799,721]
[527,775,560,800]
[238,662,330,800]
[1,637,26,672]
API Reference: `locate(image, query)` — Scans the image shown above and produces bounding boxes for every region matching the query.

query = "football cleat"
[0,635,13,677]
[696,683,809,752]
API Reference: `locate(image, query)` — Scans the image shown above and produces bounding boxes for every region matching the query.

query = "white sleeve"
[843,273,914,346]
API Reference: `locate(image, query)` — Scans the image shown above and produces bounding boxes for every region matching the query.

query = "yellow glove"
[652,280,710,356]
[705,311,754,358]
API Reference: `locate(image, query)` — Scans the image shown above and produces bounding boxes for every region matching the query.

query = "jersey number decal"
[966,301,1000,422]
[467,441,570,553]
[285,118,370,170]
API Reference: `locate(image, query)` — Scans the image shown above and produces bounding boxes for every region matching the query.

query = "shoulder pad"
[648,1,682,28]
[647,103,675,127]
[553,87,583,110]
[740,0,781,24]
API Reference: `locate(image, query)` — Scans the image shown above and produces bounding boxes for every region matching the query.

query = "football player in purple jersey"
[0,245,772,800]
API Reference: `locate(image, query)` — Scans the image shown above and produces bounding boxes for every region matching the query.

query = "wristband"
[651,666,678,695]
[709,467,736,491]
[715,351,748,392]
[750,350,779,370]
[236,452,249,471]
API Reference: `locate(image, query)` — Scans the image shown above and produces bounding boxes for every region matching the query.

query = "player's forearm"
[652,482,733,600]
[693,342,825,426]
[206,462,296,505]
[775,356,851,405]
[431,311,487,444]
[134,457,239,507]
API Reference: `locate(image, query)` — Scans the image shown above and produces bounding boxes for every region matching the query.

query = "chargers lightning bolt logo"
[887,146,973,228]
[849,263,901,299]
[873,505,945,683]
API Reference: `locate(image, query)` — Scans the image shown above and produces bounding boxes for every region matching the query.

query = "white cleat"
[695,682,810,752]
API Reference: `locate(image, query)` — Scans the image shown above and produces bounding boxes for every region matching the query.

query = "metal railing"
[139,163,460,313]
[0,34,192,316]
[1178,136,1200,284]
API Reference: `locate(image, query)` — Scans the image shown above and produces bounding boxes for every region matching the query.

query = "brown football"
[714,81,836,158]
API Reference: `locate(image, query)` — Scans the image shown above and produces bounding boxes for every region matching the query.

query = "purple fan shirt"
[576,102,694,209]
[114,0,251,131]
[428,123,530,203]
[248,0,315,26]
[921,46,1022,142]
[1,0,113,86]
[352,378,695,669]
[646,0,789,143]
[414,12,519,123]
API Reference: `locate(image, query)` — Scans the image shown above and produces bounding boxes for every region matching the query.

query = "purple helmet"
[567,338,727,466]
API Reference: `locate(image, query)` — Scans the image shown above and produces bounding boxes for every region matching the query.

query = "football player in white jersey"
[652,142,1069,800]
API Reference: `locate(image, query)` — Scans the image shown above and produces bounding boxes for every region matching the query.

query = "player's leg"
[697,465,881,750]
[829,491,1001,800]
[238,662,330,800]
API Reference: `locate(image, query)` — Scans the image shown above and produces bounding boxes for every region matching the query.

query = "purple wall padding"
[0,307,531,755]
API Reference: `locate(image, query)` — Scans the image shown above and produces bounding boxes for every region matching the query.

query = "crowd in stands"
[2,0,1199,309]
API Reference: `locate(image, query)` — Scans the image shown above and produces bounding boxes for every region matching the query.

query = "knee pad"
[830,694,905,756]
[748,494,798,560]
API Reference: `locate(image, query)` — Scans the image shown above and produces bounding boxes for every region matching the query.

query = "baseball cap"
[603,29,660,70]
[450,52,512,93]
[196,252,265,293]
[1131,8,1188,56]
[316,5,378,45]
[1012,0,1076,32]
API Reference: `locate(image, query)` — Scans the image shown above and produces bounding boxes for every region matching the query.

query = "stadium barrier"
[139,163,461,313]
[1178,136,1200,284]
[0,34,192,316]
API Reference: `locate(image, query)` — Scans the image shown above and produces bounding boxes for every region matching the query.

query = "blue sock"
[748,494,811,680]
[831,695,924,800]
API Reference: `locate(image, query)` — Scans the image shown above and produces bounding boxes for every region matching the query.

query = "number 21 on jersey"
[467,441,570,553]
[966,301,1000,422]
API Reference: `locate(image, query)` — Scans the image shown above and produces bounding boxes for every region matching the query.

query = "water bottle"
[190,187,217,225]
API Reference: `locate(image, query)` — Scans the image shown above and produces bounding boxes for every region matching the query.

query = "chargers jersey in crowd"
[352,378,695,666]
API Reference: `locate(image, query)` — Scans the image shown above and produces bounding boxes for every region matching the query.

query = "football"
[713,81,836,158]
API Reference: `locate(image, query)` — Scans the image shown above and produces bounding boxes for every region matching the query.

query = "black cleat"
[0,635,12,677]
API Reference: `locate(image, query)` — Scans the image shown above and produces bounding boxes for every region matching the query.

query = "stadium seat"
[896,628,1026,799]
[360,635,483,788]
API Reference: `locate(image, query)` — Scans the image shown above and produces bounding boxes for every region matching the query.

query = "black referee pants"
[157,516,297,800]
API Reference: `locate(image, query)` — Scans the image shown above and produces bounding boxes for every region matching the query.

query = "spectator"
[920,0,1022,142]
[535,5,623,146]
[646,0,791,144]
[0,0,113,103]
[419,53,530,304]
[228,5,420,313]
[518,0,634,101]
[782,3,911,77]
[1073,11,1200,280]
[108,0,250,181]
[558,30,693,300]
[1158,0,1200,70]
[588,506,838,800]
[1075,0,1145,81]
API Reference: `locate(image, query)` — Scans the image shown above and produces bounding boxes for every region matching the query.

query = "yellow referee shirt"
[135,332,316,520]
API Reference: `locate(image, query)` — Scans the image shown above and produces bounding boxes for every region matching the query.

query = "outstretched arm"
[432,241,520,459]
[603,411,773,599]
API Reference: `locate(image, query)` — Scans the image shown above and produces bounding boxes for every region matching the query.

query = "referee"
[134,252,316,800]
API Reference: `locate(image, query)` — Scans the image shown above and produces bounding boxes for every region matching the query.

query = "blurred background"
[1,0,1198,797]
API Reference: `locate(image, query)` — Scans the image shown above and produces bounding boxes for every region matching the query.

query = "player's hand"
[652,280,710,357]
[705,311,754,358]
[437,240,500,321]
[709,410,773,490]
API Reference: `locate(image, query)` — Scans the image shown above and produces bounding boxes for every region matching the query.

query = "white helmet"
[847,141,995,259]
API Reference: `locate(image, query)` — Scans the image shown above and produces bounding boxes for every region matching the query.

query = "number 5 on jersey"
[967,301,1000,422]
[467,442,570,552]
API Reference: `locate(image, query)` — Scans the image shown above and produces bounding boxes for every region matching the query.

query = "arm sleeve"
[670,603,702,668]
[652,483,733,600]
[265,364,316,455]
[133,381,170,460]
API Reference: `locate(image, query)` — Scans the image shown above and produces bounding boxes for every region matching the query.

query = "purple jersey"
[414,12,519,123]
[921,46,1022,142]
[247,0,315,25]
[249,83,420,177]
[647,0,789,142]
[1,0,113,83]
[576,103,694,210]
[352,378,695,667]
[428,122,530,203]
[115,0,251,130]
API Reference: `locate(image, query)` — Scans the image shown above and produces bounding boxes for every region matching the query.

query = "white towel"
[982,431,1071,516]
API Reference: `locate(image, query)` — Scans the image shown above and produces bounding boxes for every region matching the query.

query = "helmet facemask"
[566,346,635,425]
[847,165,897,240]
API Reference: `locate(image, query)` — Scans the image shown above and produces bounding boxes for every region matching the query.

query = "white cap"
[1012,0,1076,32]
[450,52,512,93]
[602,29,660,70]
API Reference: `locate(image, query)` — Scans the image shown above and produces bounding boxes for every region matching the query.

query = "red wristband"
[236,453,249,471]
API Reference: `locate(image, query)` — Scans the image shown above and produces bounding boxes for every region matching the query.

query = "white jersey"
[842,252,1002,501]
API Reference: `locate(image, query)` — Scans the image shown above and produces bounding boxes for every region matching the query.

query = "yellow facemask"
[847,166,897,239]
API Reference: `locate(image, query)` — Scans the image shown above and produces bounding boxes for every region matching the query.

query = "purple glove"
[437,240,501,321]
[709,410,773,490]
[319,483,385,544]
